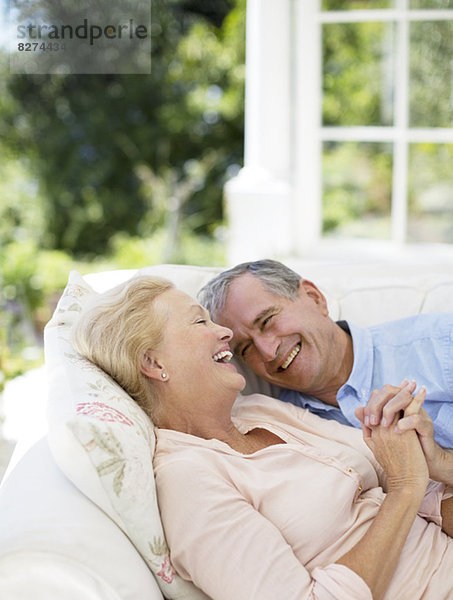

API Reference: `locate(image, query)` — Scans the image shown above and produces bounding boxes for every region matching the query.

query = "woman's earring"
[161,372,167,379]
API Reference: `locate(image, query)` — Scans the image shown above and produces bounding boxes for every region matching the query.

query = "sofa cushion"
[0,438,163,600]
[45,270,210,600]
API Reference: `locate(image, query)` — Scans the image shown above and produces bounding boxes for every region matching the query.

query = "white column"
[225,0,292,265]
[292,0,322,255]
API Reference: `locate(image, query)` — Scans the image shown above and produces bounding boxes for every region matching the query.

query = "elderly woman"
[73,275,453,600]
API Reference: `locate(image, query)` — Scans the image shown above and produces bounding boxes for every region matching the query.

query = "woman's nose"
[216,323,233,340]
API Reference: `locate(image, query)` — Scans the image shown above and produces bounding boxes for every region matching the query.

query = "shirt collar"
[339,321,374,399]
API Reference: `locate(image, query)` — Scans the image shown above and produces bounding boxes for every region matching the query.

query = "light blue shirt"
[280,313,453,448]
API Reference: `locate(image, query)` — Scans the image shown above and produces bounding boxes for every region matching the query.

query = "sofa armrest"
[0,552,124,600]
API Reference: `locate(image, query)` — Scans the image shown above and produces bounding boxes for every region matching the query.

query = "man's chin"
[266,369,303,391]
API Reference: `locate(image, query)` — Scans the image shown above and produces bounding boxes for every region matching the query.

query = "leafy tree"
[3,0,245,258]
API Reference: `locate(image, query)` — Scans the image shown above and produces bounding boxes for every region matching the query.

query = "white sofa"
[1,261,453,600]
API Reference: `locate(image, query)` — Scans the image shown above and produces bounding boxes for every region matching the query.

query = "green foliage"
[2,0,245,257]
[323,1,391,9]
[0,240,87,386]
[109,230,226,269]
[0,146,47,248]
[323,142,392,237]
[410,21,453,128]
[0,230,226,387]
[0,0,244,385]
[323,21,393,127]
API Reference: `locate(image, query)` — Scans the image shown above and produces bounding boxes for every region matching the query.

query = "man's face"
[216,273,342,396]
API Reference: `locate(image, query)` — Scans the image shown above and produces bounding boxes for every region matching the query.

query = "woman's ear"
[140,350,168,381]
[298,279,329,316]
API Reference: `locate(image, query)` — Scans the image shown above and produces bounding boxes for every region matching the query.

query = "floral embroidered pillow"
[45,270,209,600]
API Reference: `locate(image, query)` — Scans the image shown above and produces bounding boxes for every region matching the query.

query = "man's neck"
[309,323,354,407]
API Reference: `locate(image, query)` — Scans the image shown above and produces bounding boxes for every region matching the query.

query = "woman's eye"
[196,319,207,324]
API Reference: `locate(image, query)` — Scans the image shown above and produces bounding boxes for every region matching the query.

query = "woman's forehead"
[157,287,201,316]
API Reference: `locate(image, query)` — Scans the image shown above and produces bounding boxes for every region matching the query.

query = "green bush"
[0,242,87,388]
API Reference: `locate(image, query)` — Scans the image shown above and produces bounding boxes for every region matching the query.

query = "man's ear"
[140,350,167,381]
[298,279,329,316]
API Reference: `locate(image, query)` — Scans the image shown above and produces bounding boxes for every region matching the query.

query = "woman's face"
[154,288,246,400]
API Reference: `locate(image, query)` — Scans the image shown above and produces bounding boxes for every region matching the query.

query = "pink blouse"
[153,394,453,600]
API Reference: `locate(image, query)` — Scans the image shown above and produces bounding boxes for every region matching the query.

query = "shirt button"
[347,468,353,473]
[358,486,363,492]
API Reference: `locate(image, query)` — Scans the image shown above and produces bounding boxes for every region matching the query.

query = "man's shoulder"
[368,312,453,344]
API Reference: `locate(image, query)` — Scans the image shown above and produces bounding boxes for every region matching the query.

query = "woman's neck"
[155,395,284,454]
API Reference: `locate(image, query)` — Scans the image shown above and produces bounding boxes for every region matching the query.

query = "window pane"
[410,0,453,8]
[323,23,395,126]
[322,142,393,239]
[408,144,453,243]
[410,21,453,127]
[322,0,393,9]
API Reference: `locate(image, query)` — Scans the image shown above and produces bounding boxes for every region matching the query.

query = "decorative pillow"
[44,270,209,600]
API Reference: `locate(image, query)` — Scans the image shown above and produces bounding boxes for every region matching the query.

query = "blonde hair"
[72,275,174,416]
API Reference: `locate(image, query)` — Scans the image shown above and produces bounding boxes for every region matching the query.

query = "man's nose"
[254,333,278,362]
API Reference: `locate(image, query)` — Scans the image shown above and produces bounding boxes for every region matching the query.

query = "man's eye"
[262,315,274,328]
[240,344,250,358]
[196,319,207,324]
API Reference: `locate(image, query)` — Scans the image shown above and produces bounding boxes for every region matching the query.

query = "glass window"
[322,142,393,239]
[315,3,453,246]
[323,1,394,10]
[408,143,453,242]
[410,0,453,9]
[323,22,395,126]
[410,21,453,127]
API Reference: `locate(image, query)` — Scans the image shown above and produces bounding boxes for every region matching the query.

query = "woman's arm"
[337,397,429,600]
[392,388,453,536]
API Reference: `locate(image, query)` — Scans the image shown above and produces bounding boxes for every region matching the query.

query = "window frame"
[292,0,453,254]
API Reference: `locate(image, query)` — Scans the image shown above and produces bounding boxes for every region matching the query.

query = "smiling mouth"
[213,350,233,363]
[280,343,301,370]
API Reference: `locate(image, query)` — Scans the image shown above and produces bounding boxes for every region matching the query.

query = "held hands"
[356,383,428,494]
[356,381,453,485]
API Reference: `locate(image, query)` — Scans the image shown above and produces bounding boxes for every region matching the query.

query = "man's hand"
[396,390,453,485]
[362,379,415,428]
[357,383,453,485]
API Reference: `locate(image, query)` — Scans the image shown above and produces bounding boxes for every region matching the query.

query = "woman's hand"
[365,420,428,495]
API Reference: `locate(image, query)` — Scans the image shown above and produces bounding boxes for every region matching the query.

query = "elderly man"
[199,259,453,448]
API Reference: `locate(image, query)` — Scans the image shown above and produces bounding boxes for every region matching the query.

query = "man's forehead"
[220,275,279,329]
[227,272,271,301]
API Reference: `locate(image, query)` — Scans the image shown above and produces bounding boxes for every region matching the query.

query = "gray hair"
[198,259,301,321]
